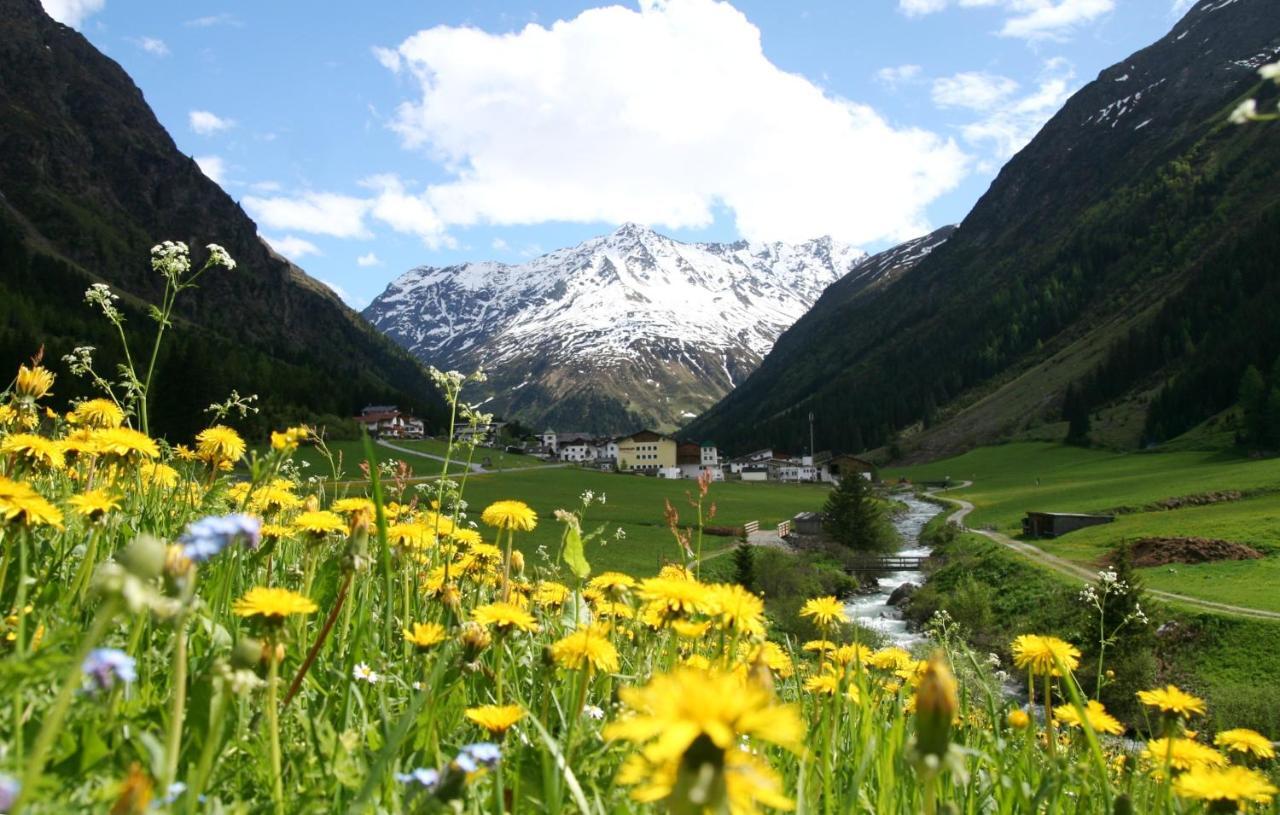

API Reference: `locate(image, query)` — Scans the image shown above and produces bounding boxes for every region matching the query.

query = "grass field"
[387,438,547,470]
[350,465,830,576]
[888,442,1280,613]
[252,440,471,478]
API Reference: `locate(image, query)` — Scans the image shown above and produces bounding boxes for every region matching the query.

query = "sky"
[45,0,1194,309]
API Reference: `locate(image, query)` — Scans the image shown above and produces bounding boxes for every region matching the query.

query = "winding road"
[928,482,1280,621]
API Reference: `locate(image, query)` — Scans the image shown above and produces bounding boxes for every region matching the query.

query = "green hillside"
[686,3,1280,462]
[0,0,447,440]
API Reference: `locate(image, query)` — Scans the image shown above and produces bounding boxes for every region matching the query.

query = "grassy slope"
[253,441,469,478]
[888,442,1280,612]
[389,439,546,469]
[913,526,1280,734]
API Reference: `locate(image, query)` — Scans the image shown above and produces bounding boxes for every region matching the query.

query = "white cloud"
[248,180,282,193]
[243,192,371,239]
[931,71,1019,111]
[41,0,104,28]
[265,235,322,260]
[189,110,235,136]
[1170,0,1196,17]
[194,155,226,184]
[131,36,170,57]
[185,13,241,27]
[360,174,452,248]
[318,279,366,308]
[356,252,381,267]
[953,59,1076,160]
[491,237,510,252]
[371,46,402,73]
[377,0,967,245]
[876,64,923,87]
[897,0,1112,40]
[1001,0,1114,40]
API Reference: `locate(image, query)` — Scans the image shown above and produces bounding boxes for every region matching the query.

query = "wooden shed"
[1022,512,1114,539]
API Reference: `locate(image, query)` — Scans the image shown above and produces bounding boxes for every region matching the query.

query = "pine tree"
[731,535,755,590]
[822,473,894,553]
[1239,365,1267,446]
[1063,385,1091,446]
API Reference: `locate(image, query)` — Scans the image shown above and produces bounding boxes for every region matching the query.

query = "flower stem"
[17,600,119,809]
[162,610,191,790]
[266,646,285,815]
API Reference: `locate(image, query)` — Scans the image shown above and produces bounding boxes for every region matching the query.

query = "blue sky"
[47,0,1191,308]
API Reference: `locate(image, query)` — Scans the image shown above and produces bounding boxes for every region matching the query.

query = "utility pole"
[808,410,815,462]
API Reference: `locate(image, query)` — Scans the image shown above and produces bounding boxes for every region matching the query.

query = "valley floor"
[888,442,1280,615]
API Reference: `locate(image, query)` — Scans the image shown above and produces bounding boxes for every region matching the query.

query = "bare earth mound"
[1107,537,1264,568]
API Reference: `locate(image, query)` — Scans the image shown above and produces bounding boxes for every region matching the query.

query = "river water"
[843,494,942,648]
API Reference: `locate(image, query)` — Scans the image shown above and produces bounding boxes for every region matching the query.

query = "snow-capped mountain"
[362,223,868,433]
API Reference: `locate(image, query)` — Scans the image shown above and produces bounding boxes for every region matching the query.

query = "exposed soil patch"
[1106,537,1264,568]
[1108,490,1247,515]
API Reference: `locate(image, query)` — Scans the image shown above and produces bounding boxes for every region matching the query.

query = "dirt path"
[928,482,1280,622]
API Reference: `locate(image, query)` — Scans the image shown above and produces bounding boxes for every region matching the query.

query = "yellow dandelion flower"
[88,427,160,460]
[471,601,539,633]
[589,571,637,597]
[748,641,795,679]
[604,667,802,813]
[1214,728,1275,760]
[1007,709,1031,729]
[67,488,121,520]
[636,576,711,620]
[14,364,55,399]
[671,619,712,639]
[532,581,571,608]
[480,500,537,531]
[232,587,318,620]
[594,600,636,620]
[448,528,483,547]
[799,596,848,627]
[1053,700,1124,736]
[403,622,448,650]
[1174,765,1277,807]
[260,523,292,542]
[0,476,64,529]
[195,425,246,466]
[550,625,620,673]
[70,399,125,429]
[465,704,525,735]
[138,462,179,489]
[805,672,841,696]
[833,643,874,667]
[802,639,837,654]
[292,510,346,537]
[706,583,765,638]
[1011,634,1081,676]
[1,433,65,470]
[1138,685,1206,719]
[270,425,311,452]
[870,646,915,672]
[1142,738,1228,773]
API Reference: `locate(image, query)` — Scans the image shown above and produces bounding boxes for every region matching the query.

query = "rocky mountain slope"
[364,224,868,433]
[685,0,1280,459]
[0,0,445,438]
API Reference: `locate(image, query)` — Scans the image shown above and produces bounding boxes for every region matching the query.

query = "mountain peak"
[363,228,871,432]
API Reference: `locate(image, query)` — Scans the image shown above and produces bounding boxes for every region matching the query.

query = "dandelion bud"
[914,651,958,759]
[510,550,525,575]
[259,641,285,664]
[117,535,167,580]
[460,622,491,659]
[304,495,320,513]
[1007,709,1030,729]
[440,583,462,613]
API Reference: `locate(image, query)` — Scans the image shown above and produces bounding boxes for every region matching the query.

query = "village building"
[453,420,507,445]
[355,405,425,439]
[617,430,676,473]
[1022,512,1114,538]
[817,452,875,483]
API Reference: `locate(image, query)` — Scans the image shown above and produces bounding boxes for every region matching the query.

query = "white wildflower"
[1230,99,1258,124]
[583,705,605,720]
[1259,61,1280,82]
[353,663,379,684]
[205,243,236,270]
[614,527,626,541]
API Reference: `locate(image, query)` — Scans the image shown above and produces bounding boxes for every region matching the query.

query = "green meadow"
[888,442,1280,614]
